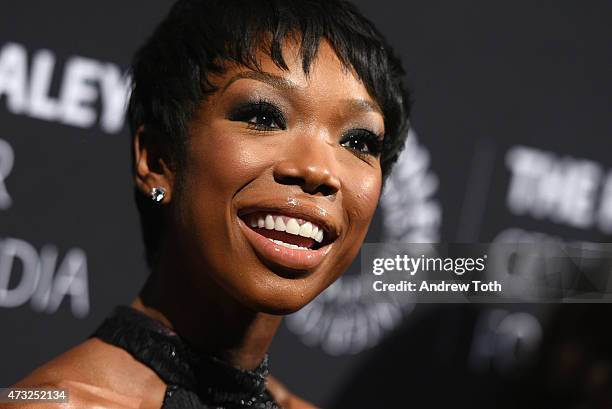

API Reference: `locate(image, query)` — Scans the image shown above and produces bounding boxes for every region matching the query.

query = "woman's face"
[171,40,384,313]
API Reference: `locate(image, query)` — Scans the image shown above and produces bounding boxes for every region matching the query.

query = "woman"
[13,0,410,407]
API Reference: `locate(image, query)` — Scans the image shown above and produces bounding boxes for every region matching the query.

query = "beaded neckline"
[91,306,280,409]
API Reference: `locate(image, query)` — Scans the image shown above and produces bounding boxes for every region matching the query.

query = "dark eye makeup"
[339,129,383,158]
[228,99,383,158]
[228,99,287,131]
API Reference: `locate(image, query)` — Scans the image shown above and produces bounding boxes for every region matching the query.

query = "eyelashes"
[228,99,287,131]
[227,99,383,158]
[340,129,383,157]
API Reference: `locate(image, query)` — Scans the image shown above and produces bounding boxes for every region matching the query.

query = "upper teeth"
[249,214,324,243]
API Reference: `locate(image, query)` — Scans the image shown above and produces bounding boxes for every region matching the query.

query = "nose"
[273,136,341,197]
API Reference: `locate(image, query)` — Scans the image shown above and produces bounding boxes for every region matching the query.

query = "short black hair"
[129,0,411,268]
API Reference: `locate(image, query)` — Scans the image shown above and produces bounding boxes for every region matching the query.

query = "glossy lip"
[238,217,335,272]
[236,199,341,272]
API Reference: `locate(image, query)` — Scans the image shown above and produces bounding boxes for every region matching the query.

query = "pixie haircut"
[129,0,411,267]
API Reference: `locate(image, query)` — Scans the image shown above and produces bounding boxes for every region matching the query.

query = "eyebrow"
[222,71,299,93]
[222,70,383,115]
[342,98,383,115]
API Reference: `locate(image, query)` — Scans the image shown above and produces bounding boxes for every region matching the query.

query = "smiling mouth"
[237,209,337,272]
[242,213,330,250]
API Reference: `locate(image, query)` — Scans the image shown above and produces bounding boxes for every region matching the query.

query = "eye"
[228,100,286,131]
[340,129,383,157]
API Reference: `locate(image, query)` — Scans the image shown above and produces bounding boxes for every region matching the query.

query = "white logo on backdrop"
[0,42,130,134]
[488,146,612,298]
[0,138,14,209]
[0,237,90,318]
[286,130,442,355]
[505,145,612,232]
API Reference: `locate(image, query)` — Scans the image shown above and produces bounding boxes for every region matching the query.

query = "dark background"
[1,1,611,407]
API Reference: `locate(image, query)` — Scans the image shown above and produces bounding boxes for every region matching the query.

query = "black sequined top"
[91,306,281,409]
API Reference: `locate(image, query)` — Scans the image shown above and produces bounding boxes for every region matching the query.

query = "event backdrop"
[1,1,611,407]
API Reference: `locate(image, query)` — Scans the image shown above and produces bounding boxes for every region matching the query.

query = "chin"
[225,260,342,316]
[245,289,320,316]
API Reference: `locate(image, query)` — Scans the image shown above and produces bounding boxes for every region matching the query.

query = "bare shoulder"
[267,376,319,409]
[7,338,165,409]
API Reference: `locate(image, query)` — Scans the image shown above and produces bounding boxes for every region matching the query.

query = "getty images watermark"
[360,243,612,303]
[372,252,500,293]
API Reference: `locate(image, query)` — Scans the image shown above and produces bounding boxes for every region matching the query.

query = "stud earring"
[150,187,166,203]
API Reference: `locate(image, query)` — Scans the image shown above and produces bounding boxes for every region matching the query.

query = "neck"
[131,261,282,370]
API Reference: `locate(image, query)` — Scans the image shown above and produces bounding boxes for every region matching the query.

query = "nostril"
[274,174,338,197]
[274,175,304,187]
[316,185,337,197]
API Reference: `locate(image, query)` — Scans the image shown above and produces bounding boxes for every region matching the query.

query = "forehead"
[208,39,380,108]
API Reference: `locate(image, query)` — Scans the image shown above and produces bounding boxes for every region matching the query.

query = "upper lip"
[237,199,340,243]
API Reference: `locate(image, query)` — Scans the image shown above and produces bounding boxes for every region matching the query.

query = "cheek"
[318,167,380,289]
[184,128,268,194]
[329,165,380,274]
[343,166,382,229]
[181,120,300,218]
[175,126,271,260]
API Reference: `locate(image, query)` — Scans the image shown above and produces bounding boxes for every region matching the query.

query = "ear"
[133,125,176,204]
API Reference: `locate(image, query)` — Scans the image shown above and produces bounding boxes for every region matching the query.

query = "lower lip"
[239,219,332,271]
